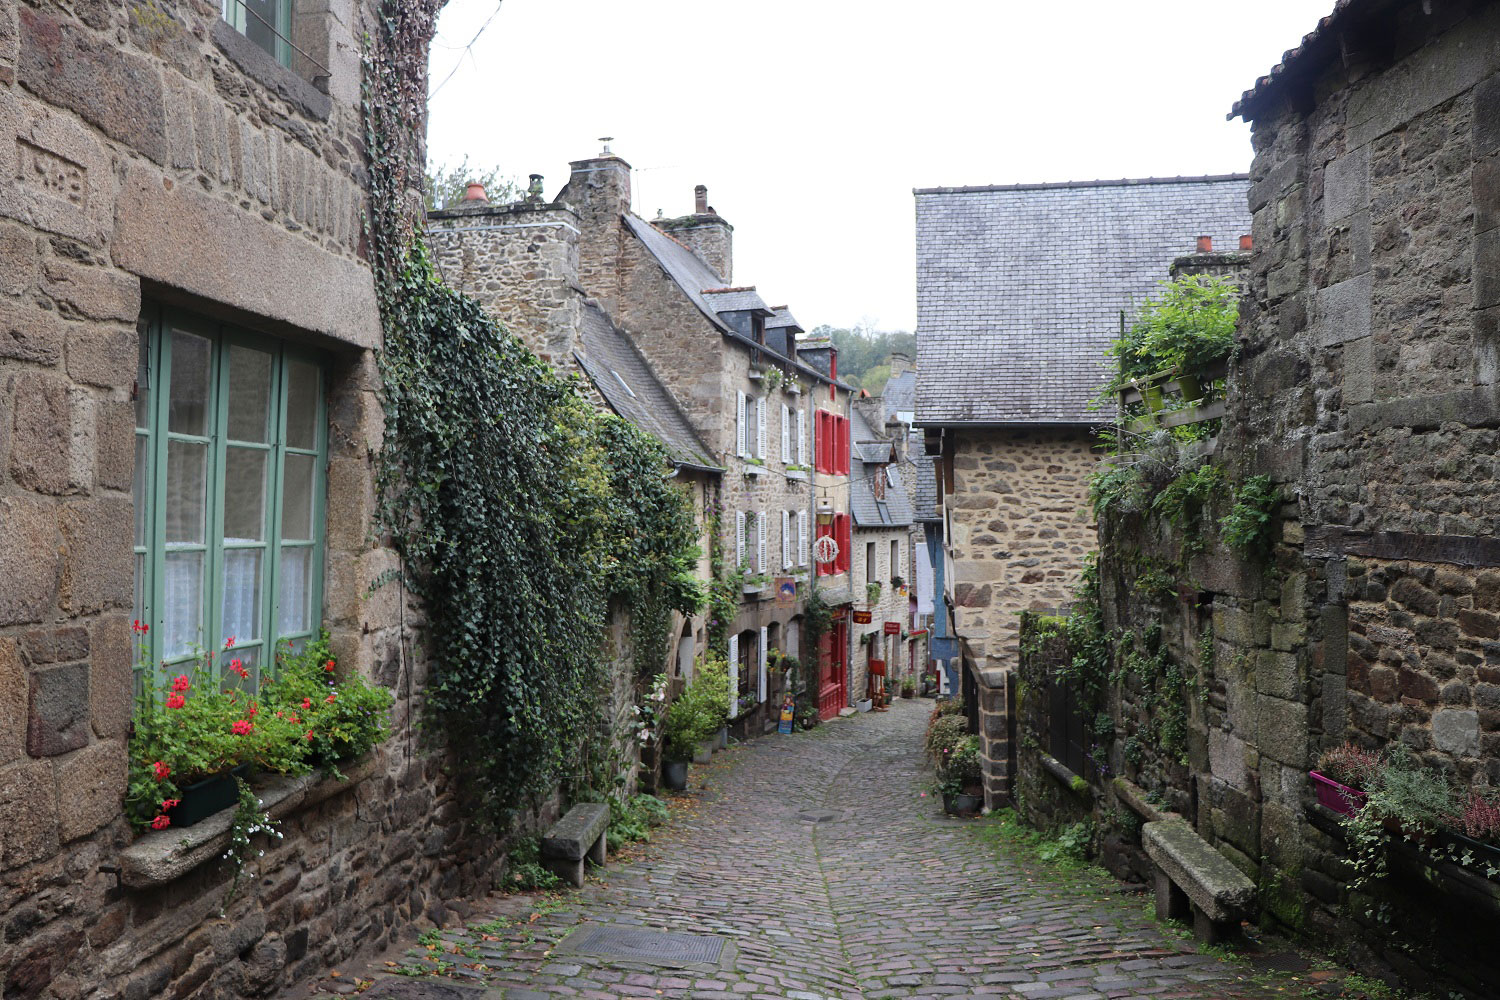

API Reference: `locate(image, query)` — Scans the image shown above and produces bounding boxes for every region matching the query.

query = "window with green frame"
[222,0,292,67]
[134,306,328,695]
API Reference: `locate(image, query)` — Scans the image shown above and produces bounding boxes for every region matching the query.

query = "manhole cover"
[796,809,839,823]
[561,924,726,966]
[363,980,487,1000]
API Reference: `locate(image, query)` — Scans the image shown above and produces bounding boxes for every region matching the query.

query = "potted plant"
[1341,743,1458,891]
[900,677,916,699]
[660,654,729,791]
[890,575,906,595]
[866,581,882,604]
[263,633,392,777]
[1439,787,1500,875]
[1310,741,1377,817]
[938,735,984,815]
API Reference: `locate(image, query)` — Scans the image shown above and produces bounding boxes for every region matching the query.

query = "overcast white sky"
[426,0,1332,333]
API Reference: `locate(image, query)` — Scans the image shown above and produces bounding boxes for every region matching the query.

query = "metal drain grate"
[796,809,839,823]
[563,924,726,965]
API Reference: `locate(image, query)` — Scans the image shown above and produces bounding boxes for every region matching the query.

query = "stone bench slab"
[542,803,609,862]
[1143,817,1256,923]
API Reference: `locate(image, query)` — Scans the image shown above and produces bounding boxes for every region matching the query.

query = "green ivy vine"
[365,2,701,824]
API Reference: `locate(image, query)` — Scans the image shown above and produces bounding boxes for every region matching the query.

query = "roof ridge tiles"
[913,174,1250,195]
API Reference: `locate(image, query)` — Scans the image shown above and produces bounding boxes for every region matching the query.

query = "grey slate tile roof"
[766,307,802,332]
[624,213,852,390]
[702,288,772,314]
[574,302,720,472]
[913,176,1252,425]
[882,369,915,421]
[849,408,912,528]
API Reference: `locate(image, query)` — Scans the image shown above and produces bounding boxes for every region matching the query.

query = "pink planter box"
[1310,770,1367,816]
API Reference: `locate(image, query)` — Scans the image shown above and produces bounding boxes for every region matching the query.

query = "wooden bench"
[1142,817,1256,943]
[540,803,609,888]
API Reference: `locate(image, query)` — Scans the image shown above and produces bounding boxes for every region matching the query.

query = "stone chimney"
[654,183,734,283]
[887,352,912,376]
[557,139,633,309]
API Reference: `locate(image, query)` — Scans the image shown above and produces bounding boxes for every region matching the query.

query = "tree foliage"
[1104,274,1240,394]
[810,324,915,388]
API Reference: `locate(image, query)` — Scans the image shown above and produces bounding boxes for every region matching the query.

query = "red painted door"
[818,616,848,720]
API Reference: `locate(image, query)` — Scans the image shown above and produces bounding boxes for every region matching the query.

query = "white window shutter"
[798,511,808,566]
[797,409,806,465]
[757,511,767,573]
[781,405,791,462]
[758,626,768,702]
[781,510,791,568]
[727,633,739,706]
[737,392,747,457]
[756,397,766,459]
[735,511,745,566]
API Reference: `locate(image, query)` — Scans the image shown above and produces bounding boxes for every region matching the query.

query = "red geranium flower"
[162,798,180,810]
[151,815,170,830]
[301,698,311,710]
[231,720,253,735]
[171,675,191,693]
[131,619,150,634]
[248,703,258,717]
[305,730,314,741]
[166,693,185,710]
[325,693,336,704]
[229,659,249,679]
[152,761,170,781]
[324,660,335,673]
[224,636,236,648]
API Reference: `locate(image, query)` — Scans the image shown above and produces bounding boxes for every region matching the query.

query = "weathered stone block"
[1478,72,1500,157]
[0,638,24,764]
[0,88,113,245]
[0,496,60,625]
[21,626,88,663]
[1323,145,1369,223]
[41,258,139,322]
[9,371,72,493]
[28,661,90,757]
[1479,228,1500,310]
[66,323,135,387]
[1432,708,1480,757]
[1143,817,1256,923]
[1476,153,1500,235]
[1256,650,1302,699]
[0,757,58,869]
[0,298,64,366]
[57,738,125,841]
[1344,336,1373,404]
[95,397,135,492]
[1256,696,1309,766]
[1313,272,1372,346]
[17,7,166,163]
[60,497,132,614]
[0,219,37,296]
[90,615,132,739]
[1209,729,1249,790]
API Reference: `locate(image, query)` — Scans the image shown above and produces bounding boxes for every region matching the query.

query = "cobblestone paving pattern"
[314,700,1340,999]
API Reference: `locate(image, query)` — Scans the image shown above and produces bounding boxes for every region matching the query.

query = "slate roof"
[882,369,915,421]
[766,307,803,332]
[702,287,773,314]
[624,214,850,389]
[574,302,720,472]
[914,176,1252,425]
[849,407,912,529]
[908,431,939,522]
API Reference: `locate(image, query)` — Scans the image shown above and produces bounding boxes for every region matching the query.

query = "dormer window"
[223,0,291,66]
[752,314,765,345]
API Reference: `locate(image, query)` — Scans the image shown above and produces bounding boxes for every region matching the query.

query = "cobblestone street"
[324,700,1333,1000]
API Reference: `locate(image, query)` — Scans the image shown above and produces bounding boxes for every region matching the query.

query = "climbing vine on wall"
[364,2,701,823]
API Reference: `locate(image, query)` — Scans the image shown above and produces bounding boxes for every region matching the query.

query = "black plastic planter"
[168,765,249,827]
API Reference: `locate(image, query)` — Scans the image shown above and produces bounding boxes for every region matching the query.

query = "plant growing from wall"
[1220,474,1280,559]
[365,0,702,824]
[866,581,883,604]
[1151,461,1226,559]
[1101,274,1240,399]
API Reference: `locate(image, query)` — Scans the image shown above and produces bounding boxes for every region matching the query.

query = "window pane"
[168,330,212,435]
[133,552,146,626]
[227,346,273,443]
[163,551,204,659]
[221,549,263,646]
[224,447,267,541]
[134,435,150,546]
[221,645,260,692]
[278,546,312,636]
[285,360,319,450]
[281,452,315,540]
[242,0,282,63]
[165,440,207,544]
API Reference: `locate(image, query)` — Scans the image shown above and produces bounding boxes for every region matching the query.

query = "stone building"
[429,148,858,728]
[848,400,915,706]
[0,1,500,997]
[913,176,1252,804]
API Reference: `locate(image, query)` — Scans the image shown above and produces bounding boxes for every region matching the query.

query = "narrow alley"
[327,704,1322,1000]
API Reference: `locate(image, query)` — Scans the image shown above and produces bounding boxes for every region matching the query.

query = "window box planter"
[169,765,252,828]
[742,582,767,597]
[1437,830,1500,874]
[1309,770,1367,817]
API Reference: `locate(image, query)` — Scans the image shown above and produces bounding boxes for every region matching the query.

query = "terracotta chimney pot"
[462,182,488,203]
[1239,234,1253,250]
[1196,235,1212,253]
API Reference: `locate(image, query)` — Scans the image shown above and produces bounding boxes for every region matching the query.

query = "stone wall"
[0,2,511,998]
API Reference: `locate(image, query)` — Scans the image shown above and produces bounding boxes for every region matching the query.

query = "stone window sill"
[743,463,764,477]
[785,469,808,481]
[118,754,379,888]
